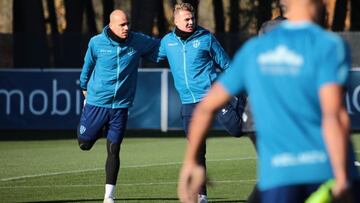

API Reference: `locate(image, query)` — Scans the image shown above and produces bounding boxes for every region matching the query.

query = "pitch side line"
[0,179,257,189]
[0,157,256,182]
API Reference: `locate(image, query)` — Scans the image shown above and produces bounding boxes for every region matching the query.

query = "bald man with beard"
[78,10,159,203]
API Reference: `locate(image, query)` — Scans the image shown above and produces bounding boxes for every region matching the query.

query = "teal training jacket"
[157,26,231,104]
[80,26,158,108]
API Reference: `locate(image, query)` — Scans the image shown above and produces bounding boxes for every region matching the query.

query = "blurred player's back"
[178,1,360,203]
[225,20,358,191]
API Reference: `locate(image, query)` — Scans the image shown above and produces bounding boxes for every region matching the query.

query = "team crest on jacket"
[192,40,200,48]
[127,47,135,56]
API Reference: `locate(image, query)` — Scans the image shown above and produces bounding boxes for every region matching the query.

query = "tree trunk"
[0,0,13,68]
[62,0,85,67]
[85,0,98,34]
[131,0,158,35]
[213,0,225,34]
[257,0,272,31]
[0,0,13,33]
[102,0,114,27]
[230,0,239,33]
[47,0,61,67]
[13,0,50,68]
[350,0,360,31]
[64,0,85,32]
[156,0,168,36]
[332,0,348,31]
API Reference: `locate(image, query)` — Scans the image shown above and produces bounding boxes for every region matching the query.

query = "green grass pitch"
[0,133,359,202]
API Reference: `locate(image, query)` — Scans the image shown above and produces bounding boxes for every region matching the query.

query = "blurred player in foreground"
[247,1,289,202]
[78,10,158,203]
[178,0,360,202]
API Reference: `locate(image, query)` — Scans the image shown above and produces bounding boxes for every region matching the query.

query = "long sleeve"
[209,34,231,71]
[80,40,96,90]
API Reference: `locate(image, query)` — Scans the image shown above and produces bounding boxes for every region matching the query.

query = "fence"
[1,68,360,133]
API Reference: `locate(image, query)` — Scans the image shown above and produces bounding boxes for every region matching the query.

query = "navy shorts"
[261,180,360,203]
[78,104,128,144]
[261,183,321,203]
[181,95,246,136]
[215,95,246,136]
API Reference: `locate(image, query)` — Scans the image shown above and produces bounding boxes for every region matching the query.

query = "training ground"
[0,132,359,202]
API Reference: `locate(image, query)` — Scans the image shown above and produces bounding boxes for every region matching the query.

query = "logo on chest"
[192,40,200,48]
[99,49,112,53]
[258,45,303,75]
[168,42,179,46]
[127,47,135,56]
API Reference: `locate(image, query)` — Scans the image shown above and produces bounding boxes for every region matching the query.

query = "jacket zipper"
[112,47,121,108]
[178,38,196,103]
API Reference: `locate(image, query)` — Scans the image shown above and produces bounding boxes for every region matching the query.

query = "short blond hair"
[174,3,194,16]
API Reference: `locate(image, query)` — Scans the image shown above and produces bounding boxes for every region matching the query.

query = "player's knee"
[216,104,243,137]
[78,139,95,151]
[107,141,120,156]
[229,128,243,137]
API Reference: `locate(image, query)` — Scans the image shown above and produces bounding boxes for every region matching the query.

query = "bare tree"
[257,0,272,31]
[62,0,97,67]
[213,0,225,33]
[62,0,85,67]
[156,0,168,36]
[332,0,347,31]
[13,0,50,68]
[85,0,98,34]
[103,0,114,26]
[131,0,158,35]
[131,0,168,36]
[350,0,360,31]
[230,0,239,33]
[46,0,61,67]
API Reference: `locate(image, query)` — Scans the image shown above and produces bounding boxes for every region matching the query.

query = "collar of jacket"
[172,26,208,42]
[175,26,195,40]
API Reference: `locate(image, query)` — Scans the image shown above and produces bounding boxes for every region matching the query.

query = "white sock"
[105,184,116,198]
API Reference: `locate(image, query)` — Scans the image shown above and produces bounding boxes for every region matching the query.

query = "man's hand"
[82,90,87,98]
[178,161,205,203]
[332,180,353,203]
[305,179,353,203]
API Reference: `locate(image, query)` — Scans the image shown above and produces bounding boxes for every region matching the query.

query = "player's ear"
[174,18,179,27]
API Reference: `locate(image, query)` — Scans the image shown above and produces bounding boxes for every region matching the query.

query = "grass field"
[0,133,359,203]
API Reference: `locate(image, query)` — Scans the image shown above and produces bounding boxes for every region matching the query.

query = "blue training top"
[80,26,158,109]
[157,26,230,104]
[218,21,359,190]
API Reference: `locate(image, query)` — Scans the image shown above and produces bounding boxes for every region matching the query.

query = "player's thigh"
[181,103,197,136]
[106,108,128,144]
[78,104,108,141]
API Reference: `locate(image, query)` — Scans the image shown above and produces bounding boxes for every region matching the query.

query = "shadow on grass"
[22,197,247,202]
[23,197,177,202]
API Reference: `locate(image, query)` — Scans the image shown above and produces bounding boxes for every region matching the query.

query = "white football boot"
[198,194,208,203]
[103,196,115,203]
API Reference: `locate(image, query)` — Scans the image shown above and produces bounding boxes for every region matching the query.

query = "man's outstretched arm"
[319,84,350,198]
